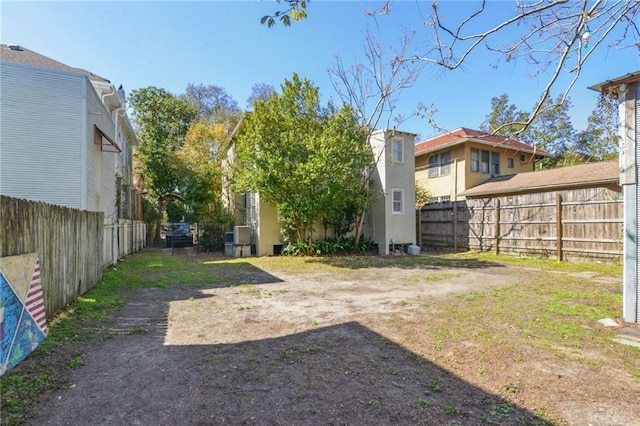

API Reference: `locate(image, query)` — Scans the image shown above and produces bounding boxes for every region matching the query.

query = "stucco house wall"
[368,129,417,255]
[415,128,547,202]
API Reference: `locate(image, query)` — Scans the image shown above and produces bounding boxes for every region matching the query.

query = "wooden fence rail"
[420,187,623,263]
[1,196,104,316]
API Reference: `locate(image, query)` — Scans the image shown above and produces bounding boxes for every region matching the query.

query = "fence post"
[494,198,500,255]
[453,201,458,251]
[556,193,563,261]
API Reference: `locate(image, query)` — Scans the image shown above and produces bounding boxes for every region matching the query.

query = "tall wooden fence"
[1,196,104,316]
[419,187,623,263]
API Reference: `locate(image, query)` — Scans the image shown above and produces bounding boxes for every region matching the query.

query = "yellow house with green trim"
[414,128,549,202]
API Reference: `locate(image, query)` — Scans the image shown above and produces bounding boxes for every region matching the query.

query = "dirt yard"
[13,248,640,425]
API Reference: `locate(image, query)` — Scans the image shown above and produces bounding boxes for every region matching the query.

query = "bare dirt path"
[19,249,636,425]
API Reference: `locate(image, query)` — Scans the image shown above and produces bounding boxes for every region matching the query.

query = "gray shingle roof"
[460,161,619,198]
[0,44,110,83]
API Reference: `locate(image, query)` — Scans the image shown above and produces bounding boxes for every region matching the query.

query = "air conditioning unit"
[234,226,251,245]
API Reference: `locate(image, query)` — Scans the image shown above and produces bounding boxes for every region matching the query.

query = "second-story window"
[491,152,500,175]
[392,138,403,163]
[471,148,500,175]
[427,151,452,177]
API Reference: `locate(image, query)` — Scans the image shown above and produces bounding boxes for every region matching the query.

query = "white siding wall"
[85,87,116,215]
[0,62,84,208]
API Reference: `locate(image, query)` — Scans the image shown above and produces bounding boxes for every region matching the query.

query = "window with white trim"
[392,138,403,163]
[392,189,404,214]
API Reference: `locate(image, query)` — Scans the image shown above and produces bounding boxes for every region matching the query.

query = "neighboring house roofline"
[1,44,130,116]
[460,161,619,198]
[588,70,640,93]
[372,128,417,138]
[414,127,549,157]
[1,44,111,84]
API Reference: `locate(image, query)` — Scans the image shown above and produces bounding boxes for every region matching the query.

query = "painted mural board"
[0,253,48,375]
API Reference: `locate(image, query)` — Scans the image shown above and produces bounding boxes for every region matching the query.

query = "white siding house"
[0,44,143,265]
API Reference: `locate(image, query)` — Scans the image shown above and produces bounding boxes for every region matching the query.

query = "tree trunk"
[353,210,366,253]
[155,197,167,243]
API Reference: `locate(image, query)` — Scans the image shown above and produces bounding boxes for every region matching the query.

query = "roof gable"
[414,127,549,157]
[0,44,110,83]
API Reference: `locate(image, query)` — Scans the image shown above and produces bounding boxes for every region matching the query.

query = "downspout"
[107,84,124,265]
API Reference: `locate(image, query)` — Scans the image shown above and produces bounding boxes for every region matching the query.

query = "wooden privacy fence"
[1,196,104,317]
[420,187,623,263]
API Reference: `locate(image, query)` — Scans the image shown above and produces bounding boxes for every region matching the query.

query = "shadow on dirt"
[23,282,551,426]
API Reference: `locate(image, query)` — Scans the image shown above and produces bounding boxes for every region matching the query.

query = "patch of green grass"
[65,355,84,370]
[368,399,380,407]
[0,373,50,425]
[628,367,640,378]
[445,251,622,276]
[422,272,461,282]
[444,404,458,414]
[427,379,443,392]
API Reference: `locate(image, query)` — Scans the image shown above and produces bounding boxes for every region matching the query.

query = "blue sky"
[2,1,638,139]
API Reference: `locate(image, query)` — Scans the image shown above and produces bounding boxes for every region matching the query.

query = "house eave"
[588,71,640,93]
[461,178,620,198]
[415,137,549,158]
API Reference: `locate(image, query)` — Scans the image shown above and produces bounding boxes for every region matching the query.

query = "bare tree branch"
[405,0,639,136]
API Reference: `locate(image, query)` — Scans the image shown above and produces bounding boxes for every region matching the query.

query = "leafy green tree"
[574,93,620,162]
[177,122,228,222]
[315,105,371,238]
[261,0,308,27]
[128,87,197,241]
[415,183,432,210]
[181,83,241,131]
[234,74,369,254]
[480,93,577,169]
[526,95,576,168]
[479,94,528,138]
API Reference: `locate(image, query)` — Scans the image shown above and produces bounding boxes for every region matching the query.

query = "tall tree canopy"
[176,122,228,221]
[234,74,370,253]
[181,83,242,131]
[481,92,617,168]
[480,94,528,138]
[129,87,197,238]
[574,93,620,162]
[246,83,277,110]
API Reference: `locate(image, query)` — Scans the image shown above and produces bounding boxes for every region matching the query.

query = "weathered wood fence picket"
[1,196,104,316]
[419,187,623,263]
